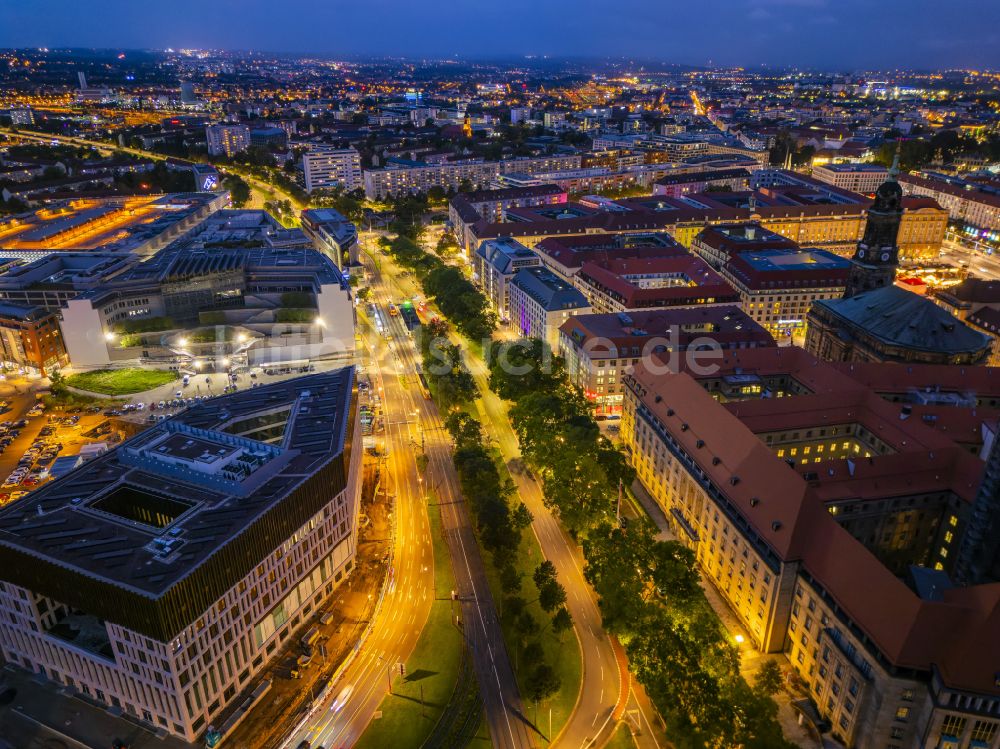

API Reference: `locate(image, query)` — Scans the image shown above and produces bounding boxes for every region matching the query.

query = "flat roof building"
[574,255,739,313]
[721,248,851,339]
[473,237,541,322]
[206,124,251,158]
[0,193,227,259]
[812,163,889,194]
[300,208,359,269]
[508,267,590,349]
[0,369,362,742]
[302,147,362,194]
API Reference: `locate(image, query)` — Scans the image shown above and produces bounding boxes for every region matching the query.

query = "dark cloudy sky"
[2,0,998,70]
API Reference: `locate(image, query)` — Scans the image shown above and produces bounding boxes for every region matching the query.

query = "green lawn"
[474,442,582,746]
[63,368,177,395]
[606,722,639,749]
[354,497,466,749]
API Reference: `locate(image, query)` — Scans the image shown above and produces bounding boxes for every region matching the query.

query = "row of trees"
[486,339,794,749]
[382,235,496,342]
[384,221,790,742]
[442,408,569,705]
[417,318,475,410]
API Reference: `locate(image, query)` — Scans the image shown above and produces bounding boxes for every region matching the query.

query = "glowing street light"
[734,634,745,645]
[178,337,188,347]
[104,331,116,342]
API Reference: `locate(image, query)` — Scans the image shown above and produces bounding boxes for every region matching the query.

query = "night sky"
[1,0,998,70]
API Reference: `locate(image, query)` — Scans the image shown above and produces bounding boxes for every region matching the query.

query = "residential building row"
[622,347,1000,749]
[456,179,947,261]
[362,153,581,199]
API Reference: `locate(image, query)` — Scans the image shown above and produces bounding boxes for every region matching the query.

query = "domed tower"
[844,145,903,298]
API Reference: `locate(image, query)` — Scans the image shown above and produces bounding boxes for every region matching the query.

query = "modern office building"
[206,125,251,158]
[302,147,362,193]
[0,253,139,310]
[300,208,359,269]
[720,248,851,339]
[622,347,1000,749]
[473,237,541,321]
[508,267,590,348]
[0,302,68,376]
[59,241,354,370]
[0,369,362,742]
[558,306,774,415]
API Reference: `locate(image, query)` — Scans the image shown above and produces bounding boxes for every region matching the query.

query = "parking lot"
[0,403,119,507]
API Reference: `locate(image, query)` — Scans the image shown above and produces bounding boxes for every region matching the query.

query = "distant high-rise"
[179,82,196,104]
[302,146,362,193]
[205,124,250,157]
[77,71,87,90]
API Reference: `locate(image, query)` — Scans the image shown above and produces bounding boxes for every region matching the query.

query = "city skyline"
[2,0,1000,70]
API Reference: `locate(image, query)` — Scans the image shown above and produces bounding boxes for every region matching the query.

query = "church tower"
[843,146,904,298]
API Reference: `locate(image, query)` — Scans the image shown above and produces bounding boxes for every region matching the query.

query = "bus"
[416,370,431,400]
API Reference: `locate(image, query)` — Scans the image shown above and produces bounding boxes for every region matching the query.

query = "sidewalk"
[222,459,390,749]
[630,481,821,749]
[0,667,193,749]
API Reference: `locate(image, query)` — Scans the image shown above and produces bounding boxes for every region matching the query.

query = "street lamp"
[104,331,116,342]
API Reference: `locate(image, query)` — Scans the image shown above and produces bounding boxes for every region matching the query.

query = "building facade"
[508,267,590,349]
[812,164,889,194]
[621,349,1000,749]
[302,147,363,193]
[206,125,251,158]
[0,302,68,376]
[720,248,851,339]
[558,306,774,415]
[0,370,362,742]
[473,237,541,321]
